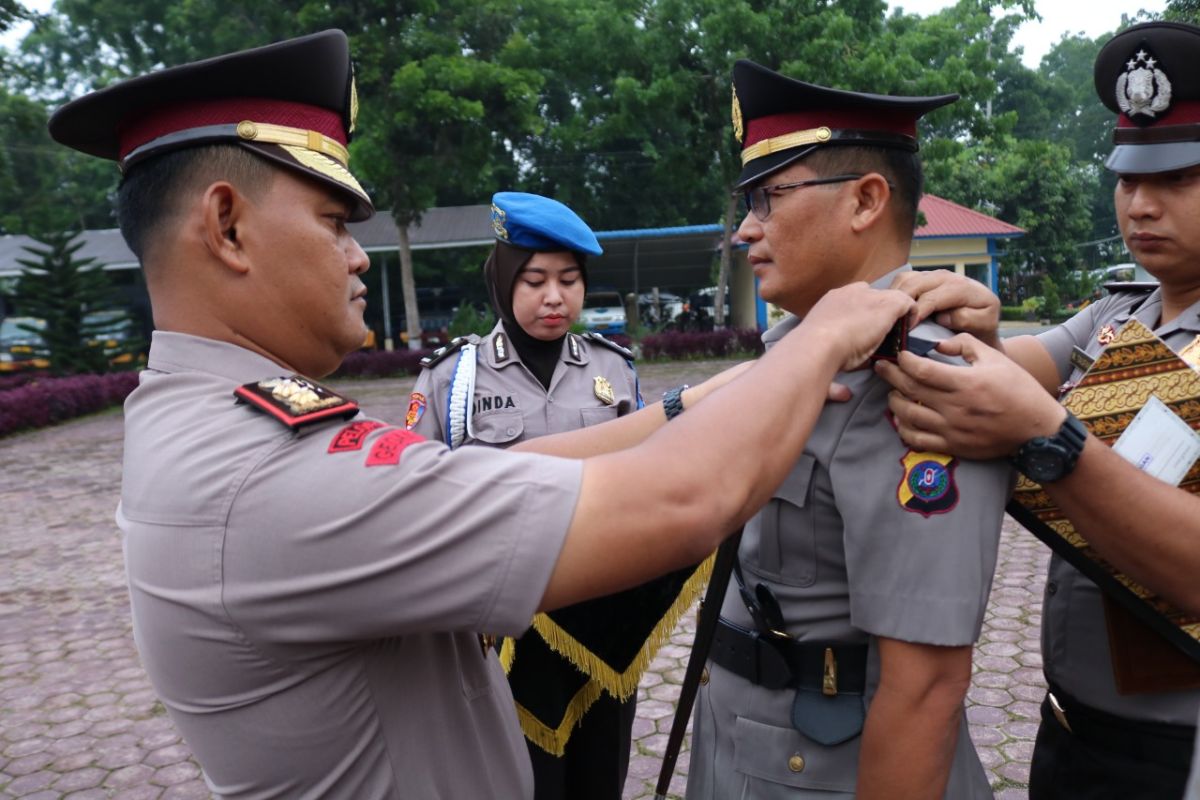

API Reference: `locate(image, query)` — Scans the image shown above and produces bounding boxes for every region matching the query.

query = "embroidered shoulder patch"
[405,392,427,429]
[897,450,959,517]
[365,428,424,466]
[235,376,359,430]
[329,420,387,453]
[582,331,635,361]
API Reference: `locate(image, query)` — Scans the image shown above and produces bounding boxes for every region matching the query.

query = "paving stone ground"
[1,360,1048,799]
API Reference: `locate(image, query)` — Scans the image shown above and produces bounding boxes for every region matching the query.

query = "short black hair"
[116,144,275,262]
[801,145,924,233]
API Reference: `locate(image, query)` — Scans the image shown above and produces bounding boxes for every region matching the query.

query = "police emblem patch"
[329,420,386,453]
[365,429,424,467]
[897,450,959,517]
[593,376,615,405]
[405,392,427,429]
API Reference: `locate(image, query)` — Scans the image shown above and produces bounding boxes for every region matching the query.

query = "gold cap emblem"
[593,376,615,406]
[349,75,359,134]
[731,84,744,144]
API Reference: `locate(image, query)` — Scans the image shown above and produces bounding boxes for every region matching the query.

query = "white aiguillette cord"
[447,343,477,449]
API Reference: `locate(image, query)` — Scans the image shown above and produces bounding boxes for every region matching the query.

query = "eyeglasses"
[738,174,865,221]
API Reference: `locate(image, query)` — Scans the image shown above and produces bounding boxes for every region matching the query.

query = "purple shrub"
[332,348,434,379]
[640,328,763,360]
[0,371,139,438]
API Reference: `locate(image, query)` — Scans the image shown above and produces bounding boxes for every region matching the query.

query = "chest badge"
[1179,334,1200,371]
[897,450,959,517]
[1097,324,1118,346]
[593,376,616,405]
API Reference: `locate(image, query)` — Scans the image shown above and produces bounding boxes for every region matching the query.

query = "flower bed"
[639,328,763,360]
[0,372,139,438]
[332,348,434,379]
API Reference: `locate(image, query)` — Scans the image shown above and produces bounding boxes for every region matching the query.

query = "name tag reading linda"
[1111,394,1200,486]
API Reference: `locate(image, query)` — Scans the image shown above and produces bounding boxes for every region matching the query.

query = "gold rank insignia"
[235,375,359,430]
[593,376,615,405]
[491,203,509,241]
[1097,323,1118,345]
[1179,334,1200,371]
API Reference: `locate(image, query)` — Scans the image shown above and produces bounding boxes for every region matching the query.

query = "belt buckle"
[1048,692,1073,733]
[822,647,838,697]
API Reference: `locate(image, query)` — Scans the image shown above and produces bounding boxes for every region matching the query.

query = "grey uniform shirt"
[407,321,641,447]
[688,268,1011,800]
[116,331,582,799]
[1037,287,1200,725]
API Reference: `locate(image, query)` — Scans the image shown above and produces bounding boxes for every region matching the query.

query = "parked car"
[637,292,684,327]
[0,316,49,372]
[579,290,627,335]
[84,310,141,365]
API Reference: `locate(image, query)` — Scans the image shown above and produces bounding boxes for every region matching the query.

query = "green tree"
[16,231,128,375]
[1164,0,1200,23]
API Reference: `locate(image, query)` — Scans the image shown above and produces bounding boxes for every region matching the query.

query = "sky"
[887,0,1169,67]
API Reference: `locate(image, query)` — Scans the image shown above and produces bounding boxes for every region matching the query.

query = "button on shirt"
[687,267,1012,799]
[117,331,582,799]
[1037,288,1200,725]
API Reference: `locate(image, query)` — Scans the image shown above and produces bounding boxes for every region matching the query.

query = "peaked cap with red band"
[1094,21,1200,174]
[731,60,957,190]
[47,29,374,221]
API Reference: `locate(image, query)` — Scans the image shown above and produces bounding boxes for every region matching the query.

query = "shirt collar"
[761,264,912,349]
[146,331,294,384]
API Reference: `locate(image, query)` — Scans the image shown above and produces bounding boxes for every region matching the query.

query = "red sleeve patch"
[365,429,425,467]
[328,420,388,453]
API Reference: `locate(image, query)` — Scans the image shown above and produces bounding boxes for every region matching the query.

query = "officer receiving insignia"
[685,60,1012,800]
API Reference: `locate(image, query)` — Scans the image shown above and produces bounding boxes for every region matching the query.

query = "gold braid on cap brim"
[236,120,350,165]
[278,144,368,198]
[741,127,833,165]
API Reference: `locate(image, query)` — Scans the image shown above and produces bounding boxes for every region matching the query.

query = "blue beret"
[490,192,602,256]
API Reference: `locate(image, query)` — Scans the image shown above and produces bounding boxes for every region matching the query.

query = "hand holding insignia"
[888,270,1002,350]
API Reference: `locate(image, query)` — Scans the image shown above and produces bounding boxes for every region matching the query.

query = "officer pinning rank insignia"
[897,450,959,517]
[235,376,359,430]
[593,376,615,406]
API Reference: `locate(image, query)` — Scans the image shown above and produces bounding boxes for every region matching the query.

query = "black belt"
[710,617,867,694]
[1044,683,1197,769]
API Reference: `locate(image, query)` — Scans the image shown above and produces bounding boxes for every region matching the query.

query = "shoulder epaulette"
[234,375,359,430]
[582,331,635,361]
[1103,280,1158,295]
[420,335,479,369]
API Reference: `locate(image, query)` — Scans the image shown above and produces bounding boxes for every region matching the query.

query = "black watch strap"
[1014,411,1088,482]
[662,384,689,420]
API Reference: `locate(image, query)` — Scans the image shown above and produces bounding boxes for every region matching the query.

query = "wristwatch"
[662,384,689,421]
[1012,411,1088,483]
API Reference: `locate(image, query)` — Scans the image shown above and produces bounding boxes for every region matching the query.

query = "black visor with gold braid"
[731,59,957,190]
[48,29,373,221]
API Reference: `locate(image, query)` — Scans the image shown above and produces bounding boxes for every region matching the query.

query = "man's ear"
[848,173,892,234]
[201,181,252,274]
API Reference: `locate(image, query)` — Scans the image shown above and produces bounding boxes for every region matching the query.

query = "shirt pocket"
[733,715,859,795]
[747,454,818,587]
[579,405,619,428]
[471,409,525,446]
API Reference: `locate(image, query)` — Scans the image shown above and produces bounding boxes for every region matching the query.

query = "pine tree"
[16,231,135,375]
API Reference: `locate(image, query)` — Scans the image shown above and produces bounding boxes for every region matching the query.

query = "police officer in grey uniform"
[880,21,1200,800]
[47,31,921,799]
[408,191,641,450]
[686,61,1012,800]
[408,191,648,799]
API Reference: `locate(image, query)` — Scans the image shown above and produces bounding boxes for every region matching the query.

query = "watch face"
[1024,451,1064,482]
